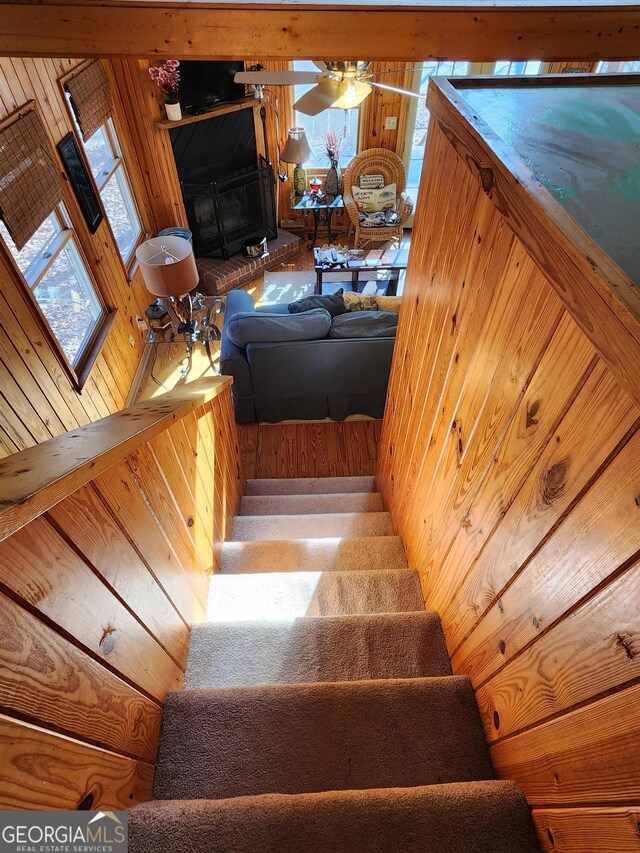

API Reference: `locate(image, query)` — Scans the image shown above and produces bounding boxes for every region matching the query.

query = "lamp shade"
[280,127,311,165]
[136,235,199,298]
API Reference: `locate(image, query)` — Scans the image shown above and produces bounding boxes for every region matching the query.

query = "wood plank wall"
[0,57,159,456]
[0,383,243,809]
[239,420,382,480]
[377,120,640,850]
[109,59,188,233]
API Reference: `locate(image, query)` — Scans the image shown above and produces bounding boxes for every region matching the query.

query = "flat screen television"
[179,61,246,113]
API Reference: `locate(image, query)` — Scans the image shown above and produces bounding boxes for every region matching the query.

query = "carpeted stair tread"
[232,511,394,541]
[153,676,494,800]
[221,535,408,573]
[205,569,424,621]
[185,612,452,688]
[130,780,541,853]
[240,492,385,516]
[246,476,375,495]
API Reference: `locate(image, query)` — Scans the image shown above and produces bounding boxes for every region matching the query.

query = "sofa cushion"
[288,289,346,318]
[343,292,402,313]
[329,311,398,339]
[226,308,331,348]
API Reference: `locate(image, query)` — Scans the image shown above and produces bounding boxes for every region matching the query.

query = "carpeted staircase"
[130,476,540,852]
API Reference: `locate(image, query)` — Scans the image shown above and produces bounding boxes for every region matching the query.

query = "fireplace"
[170,106,277,260]
[181,162,276,259]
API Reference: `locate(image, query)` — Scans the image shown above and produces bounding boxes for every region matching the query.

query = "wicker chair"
[342,148,413,249]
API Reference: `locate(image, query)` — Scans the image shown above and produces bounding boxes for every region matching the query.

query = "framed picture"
[57,131,103,234]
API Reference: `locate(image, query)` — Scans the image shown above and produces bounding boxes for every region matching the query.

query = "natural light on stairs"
[129,475,541,851]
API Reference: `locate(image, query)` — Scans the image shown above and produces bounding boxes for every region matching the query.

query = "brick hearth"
[196,230,302,296]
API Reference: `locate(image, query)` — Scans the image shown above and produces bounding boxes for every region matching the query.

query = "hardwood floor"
[239,420,383,480]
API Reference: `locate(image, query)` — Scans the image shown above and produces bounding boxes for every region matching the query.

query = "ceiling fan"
[235,61,422,116]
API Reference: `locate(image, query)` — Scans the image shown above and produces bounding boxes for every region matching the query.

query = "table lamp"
[280,127,311,196]
[136,235,200,330]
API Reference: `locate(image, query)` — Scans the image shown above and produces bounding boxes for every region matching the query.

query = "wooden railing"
[0,376,244,810]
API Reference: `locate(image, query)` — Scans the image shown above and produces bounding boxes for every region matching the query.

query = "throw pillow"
[351,183,397,213]
[226,308,331,348]
[343,291,401,313]
[288,289,346,318]
[329,311,398,339]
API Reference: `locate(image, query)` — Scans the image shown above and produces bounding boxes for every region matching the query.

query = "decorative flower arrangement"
[149,60,181,105]
[323,130,345,196]
[323,130,343,165]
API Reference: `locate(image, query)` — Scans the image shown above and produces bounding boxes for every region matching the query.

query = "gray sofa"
[220,289,397,423]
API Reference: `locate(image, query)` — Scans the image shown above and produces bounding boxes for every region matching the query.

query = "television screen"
[179,61,246,113]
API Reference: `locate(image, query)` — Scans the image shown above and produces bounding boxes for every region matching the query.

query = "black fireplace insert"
[181,162,277,259]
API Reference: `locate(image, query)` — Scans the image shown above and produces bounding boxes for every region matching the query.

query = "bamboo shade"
[66,61,113,142]
[0,108,63,251]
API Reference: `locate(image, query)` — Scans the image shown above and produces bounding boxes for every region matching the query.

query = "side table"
[293,194,344,247]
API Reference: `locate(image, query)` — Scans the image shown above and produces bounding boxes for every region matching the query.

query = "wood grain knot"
[615,633,635,660]
[546,828,555,846]
[525,400,540,429]
[77,792,94,810]
[533,616,540,629]
[539,460,568,507]
[478,166,494,194]
[99,625,117,656]
[493,710,500,730]
[499,640,506,655]
[187,517,194,528]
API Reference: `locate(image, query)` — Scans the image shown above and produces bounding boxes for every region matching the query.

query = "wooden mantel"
[1,2,640,61]
[154,95,258,130]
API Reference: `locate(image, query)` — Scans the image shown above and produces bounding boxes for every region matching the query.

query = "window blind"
[0,108,63,250]
[66,60,113,142]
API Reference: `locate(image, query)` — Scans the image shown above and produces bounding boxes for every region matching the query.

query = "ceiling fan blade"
[368,80,424,99]
[312,61,329,72]
[235,70,323,86]
[293,78,347,116]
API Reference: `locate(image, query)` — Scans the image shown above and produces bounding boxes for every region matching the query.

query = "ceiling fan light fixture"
[332,81,372,110]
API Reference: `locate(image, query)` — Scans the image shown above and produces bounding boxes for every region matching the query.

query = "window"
[293,61,360,167]
[493,60,542,76]
[403,61,470,213]
[402,59,545,219]
[597,61,640,73]
[76,116,142,265]
[0,206,106,370]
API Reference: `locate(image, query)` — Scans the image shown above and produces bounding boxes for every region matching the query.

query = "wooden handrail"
[0,375,233,543]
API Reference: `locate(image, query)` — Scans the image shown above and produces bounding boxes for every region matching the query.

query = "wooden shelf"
[154,96,257,130]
